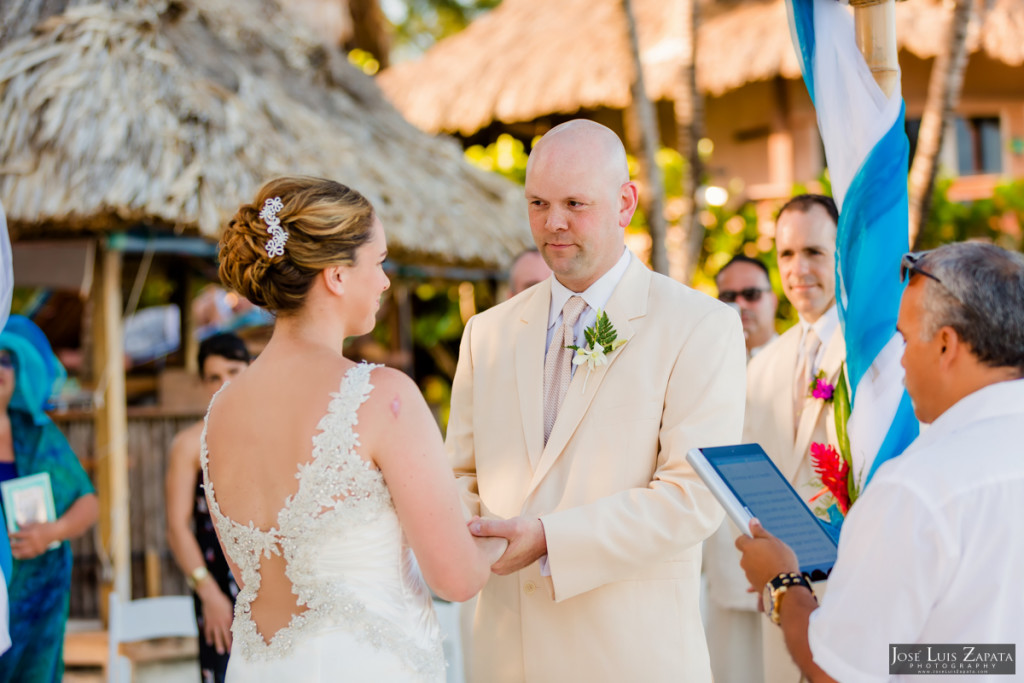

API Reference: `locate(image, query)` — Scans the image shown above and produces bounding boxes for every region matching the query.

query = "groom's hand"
[469,516,547,575]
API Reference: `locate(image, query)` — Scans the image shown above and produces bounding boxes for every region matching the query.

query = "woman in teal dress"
[0,316,98,682]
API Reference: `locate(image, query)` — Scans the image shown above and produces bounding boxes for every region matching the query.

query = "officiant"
[736,242,1024,682]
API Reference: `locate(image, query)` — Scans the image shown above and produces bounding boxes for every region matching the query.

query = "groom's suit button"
[523,581,537,595]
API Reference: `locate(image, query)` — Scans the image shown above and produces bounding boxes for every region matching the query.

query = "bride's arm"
[365,368,506,602]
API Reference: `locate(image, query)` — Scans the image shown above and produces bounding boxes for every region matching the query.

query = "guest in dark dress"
[165,334,249,683]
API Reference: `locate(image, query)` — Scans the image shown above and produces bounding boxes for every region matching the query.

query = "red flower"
[810,442,851,514]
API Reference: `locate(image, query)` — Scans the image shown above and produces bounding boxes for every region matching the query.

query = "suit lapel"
[771,330,800,461]
[789,332,846,480]
[524,258,649,499]
[516,282,551,471]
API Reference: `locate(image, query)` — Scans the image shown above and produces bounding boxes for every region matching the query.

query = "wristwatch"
[763,571,815,625]
[186,565,210,590]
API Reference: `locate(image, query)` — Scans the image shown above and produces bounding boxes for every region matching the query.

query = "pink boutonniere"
[808,370,835,402]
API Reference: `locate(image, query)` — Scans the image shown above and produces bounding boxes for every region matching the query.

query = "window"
[956,117,1002,175]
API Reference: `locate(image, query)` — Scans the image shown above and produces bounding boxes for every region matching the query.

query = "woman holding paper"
[0,316,98,683]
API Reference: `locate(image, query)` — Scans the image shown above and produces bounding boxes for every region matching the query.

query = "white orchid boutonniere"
[567,310,627,390]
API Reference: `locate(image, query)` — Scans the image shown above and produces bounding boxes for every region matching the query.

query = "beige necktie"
[543,296,587,444]
[793,328,821,433]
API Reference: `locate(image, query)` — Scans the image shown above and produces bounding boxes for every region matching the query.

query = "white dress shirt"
[807,378,1024,682]
[546,248,632,374]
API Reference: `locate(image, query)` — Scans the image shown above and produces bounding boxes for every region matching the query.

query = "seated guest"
[716,254,779,359]
[736,242,1024,682]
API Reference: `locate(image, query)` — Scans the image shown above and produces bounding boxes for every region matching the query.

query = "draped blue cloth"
[787,0,919,491]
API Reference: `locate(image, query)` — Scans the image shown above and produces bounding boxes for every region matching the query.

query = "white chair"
[107,592,198,683]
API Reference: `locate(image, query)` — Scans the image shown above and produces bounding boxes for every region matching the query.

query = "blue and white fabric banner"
[786,0,919,486]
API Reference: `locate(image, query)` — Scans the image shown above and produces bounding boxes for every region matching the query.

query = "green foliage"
[384,0,501,56]
[464,134,532,184]
[917,177,1024,252]
[348,48,381,76]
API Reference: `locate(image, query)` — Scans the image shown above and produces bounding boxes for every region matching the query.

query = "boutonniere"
[807,370,835,402]
[567,310,627,391]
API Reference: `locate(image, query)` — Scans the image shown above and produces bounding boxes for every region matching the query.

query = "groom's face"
[525,140,631,292]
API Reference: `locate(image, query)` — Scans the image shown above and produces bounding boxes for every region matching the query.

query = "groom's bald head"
[524,120,638,292]
[526,120,631,188]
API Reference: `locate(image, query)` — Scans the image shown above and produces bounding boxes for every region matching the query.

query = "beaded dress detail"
[200,363,444,681]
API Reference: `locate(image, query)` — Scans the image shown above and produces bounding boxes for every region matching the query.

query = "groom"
[447,120,746,682]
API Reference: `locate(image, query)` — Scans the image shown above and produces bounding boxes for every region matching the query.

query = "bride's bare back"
[203,345,358,643]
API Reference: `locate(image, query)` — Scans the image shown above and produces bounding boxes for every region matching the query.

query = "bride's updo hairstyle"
[219,176,375,315]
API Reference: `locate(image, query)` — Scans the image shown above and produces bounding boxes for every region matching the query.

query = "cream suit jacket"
[447,256,747,683]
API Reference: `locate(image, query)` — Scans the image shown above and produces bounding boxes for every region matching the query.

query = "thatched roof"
[378,0,1024,136]
[0,0,531,268]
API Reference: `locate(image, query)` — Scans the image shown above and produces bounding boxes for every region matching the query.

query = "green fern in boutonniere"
[567,310,627,390]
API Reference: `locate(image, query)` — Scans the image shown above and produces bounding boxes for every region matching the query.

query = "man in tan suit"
[447,120,746,682]
[741,194,844,683]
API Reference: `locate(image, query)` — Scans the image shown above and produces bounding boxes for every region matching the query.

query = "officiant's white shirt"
[807,378,1024,683]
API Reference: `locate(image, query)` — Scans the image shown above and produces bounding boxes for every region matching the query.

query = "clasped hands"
[469,516,547,575]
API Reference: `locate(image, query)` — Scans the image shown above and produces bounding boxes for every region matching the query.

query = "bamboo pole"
[92,241,131,622]
[850,0,900,98]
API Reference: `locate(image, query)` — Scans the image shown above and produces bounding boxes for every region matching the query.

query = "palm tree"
[907,0,977,247]
[674,0,703,285]
[622,0,669,275]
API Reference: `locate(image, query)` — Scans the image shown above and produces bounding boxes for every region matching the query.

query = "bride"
[203,177,506,681]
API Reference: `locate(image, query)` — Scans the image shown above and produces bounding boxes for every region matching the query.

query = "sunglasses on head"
[900,251,943,286]
[901,251,970,308]
[718,287,771,304]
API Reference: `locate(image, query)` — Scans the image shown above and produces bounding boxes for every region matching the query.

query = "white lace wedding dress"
[199,363,446,681]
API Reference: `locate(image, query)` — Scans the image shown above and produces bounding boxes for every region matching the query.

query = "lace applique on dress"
[199,363,444,679]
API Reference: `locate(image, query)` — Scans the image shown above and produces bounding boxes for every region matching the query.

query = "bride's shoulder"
[357,366,433,429]
[361,365,423,407]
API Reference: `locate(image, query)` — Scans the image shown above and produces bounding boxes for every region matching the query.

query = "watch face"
[762,583,773,616]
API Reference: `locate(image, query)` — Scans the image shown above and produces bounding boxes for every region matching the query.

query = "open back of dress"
[200,363,444,681]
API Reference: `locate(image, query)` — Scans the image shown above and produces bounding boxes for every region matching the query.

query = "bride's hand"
[473,534,509,565]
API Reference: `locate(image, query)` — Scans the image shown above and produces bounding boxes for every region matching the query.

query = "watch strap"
[767,571,815,624]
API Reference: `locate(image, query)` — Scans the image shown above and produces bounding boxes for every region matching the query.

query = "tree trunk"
[907,0,975,247]
[347,0,391,68]
[621,0,669,275]
[674,0,704,285]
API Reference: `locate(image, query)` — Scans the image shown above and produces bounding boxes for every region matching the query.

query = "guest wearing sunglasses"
[703,253,780,683]
[716,255,779,359]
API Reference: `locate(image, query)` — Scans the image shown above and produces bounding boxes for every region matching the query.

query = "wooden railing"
[53,408,203,618]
